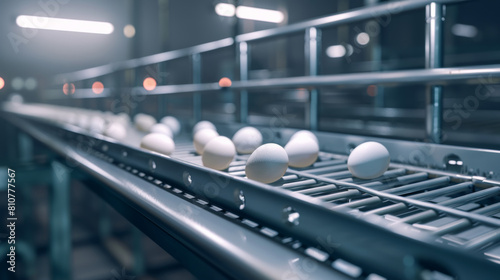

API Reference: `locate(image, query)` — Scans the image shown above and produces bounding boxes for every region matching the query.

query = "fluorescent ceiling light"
[215,3,236,17]
[16,15,114,34]
[326,45,346,58]
[451,23,478,38]
[236,6,284,23]
[326,44,353,58]
[215,3,284,23]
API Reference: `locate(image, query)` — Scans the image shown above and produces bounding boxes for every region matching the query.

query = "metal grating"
[170,140,500,266]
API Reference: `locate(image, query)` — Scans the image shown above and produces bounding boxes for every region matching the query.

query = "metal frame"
[49,0,483,143]
[54,0,463,83]
[47,64,500,95]
[426,2,445,143]
[4,110,500,279]
[50,161,72,280]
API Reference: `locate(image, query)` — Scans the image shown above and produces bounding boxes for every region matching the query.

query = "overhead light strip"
[16,15,114,35]
[215,3,284,23]
[236,6,284,23]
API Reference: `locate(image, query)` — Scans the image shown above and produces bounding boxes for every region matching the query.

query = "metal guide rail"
[3,110,500,279]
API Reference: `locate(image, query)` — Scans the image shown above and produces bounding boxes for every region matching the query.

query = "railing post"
[192,53,202,122]
[132,228,145,275]
[158,62,168,117]
[425,2,445,143]
[50,161,72,280]
[130,68,141,118]
[239,42,249,123]
[305,27,321,131]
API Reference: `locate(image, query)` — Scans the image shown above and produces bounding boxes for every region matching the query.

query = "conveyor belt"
[3,112,350,280]
[174,141,500,261]
[3,107,500,279]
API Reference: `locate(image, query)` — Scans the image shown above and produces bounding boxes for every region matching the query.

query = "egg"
[134,113,156,132]
[103,111,114,122]
[347,141,390,179]
[161,116,181,135]
[115,112,131,125]
[140,133,175,156]
[202,136,236,170]
[290,130,319,144]
[89,116,106,133]
[245,143,289,184]
[285,137,319,168]
[77,115,90,129]
[66,113,78,125]
[193,128,219,155]
[232,126,263,154]
[104,122,127,140]
[150,123,173,138]
[8,94,24,104]
[193,120,216,134]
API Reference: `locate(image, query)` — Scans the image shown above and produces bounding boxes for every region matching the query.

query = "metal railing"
[50,0,497,144]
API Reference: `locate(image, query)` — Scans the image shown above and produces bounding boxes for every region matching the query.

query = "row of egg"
[191,121,391,184]
[34,106,182,156]
[24,105,180,157]
[136,113,182,156]
[193,122,320,183]
[134,113,181,136]
[24,104,132,139]
[245,138,390,183]
[28,104,390,184]
[30,104,132,139]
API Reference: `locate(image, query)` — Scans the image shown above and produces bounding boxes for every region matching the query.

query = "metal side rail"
[3,112,500,279]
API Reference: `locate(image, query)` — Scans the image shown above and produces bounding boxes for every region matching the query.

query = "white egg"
[8,94,24,104]
[103,112,119,123]
[116,112,131,125]
[347,141,390,179]
[89,116,106,133]
[59,113,70,123]
[134,114,156,132]
[245,143,289,184]
[103,111,114,121]
[290,130,319,144]
[140,133,175,155]
[67,113,78,125]
[232,126,263,154]
[161,116,181,135]
[108,115,128,127]
[193,120,216,134]
[193,128,219,155]
[77,115,90,129]
[133,113,146,122]
[150,123,173,138]
[88,116,106,133]
[104,122,127,140]
[202,136,236,170]
[285,137,319,168]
